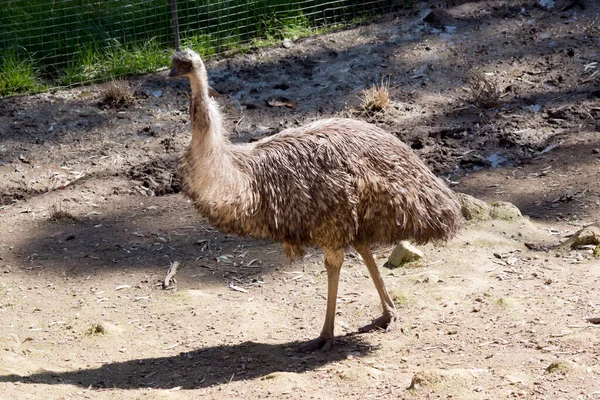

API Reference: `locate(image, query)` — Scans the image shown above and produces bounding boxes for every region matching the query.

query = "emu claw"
[359,313,396,333]
[296,336,334,352]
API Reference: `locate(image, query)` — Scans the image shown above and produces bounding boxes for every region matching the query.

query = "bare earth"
[1,1,600,399]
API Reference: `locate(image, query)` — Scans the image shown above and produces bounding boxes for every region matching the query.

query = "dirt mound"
[126,158,181,196]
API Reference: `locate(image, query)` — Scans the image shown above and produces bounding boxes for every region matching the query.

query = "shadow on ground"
[0,335,375,389]
[6,190,285,286]
[457,136,600,219]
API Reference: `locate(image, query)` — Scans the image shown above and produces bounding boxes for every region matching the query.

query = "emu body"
[170,49,463,351]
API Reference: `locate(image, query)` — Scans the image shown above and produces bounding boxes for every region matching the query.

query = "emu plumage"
[169,48,462,352]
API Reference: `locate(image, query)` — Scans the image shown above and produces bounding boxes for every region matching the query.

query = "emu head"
[169,48,205,79]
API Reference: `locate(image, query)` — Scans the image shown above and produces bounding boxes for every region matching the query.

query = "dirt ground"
[1,1,600,399]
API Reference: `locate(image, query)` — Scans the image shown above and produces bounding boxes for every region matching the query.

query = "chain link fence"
[1,0,393,96]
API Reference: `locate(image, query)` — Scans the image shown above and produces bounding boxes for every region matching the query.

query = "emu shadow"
[0,336,375,390]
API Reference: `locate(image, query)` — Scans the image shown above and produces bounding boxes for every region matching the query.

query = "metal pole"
[170,0,181,51]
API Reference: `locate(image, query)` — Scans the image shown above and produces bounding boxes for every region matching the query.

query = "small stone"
[282,38,293,49]
[386,241,424,268]
[592,148,600,154]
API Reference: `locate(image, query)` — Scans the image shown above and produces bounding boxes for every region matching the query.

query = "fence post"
[170,0,181,51]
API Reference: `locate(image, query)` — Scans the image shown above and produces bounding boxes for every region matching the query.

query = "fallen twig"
[440,360,464,365]
[229,283,248,293]
[163,261,180,290]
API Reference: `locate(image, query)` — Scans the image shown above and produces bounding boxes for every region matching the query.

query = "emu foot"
[358,313,396,333]
[296,336,334,353]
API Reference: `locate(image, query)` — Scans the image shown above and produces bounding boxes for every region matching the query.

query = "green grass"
[59,39,170,86]
[0,52,46,97]
[0,0,391,96]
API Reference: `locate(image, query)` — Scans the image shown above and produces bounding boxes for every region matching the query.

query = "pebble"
[387,241,424,268]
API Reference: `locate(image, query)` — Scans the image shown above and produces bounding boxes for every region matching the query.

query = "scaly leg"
[297,247,344,352]
[353,242,397,333]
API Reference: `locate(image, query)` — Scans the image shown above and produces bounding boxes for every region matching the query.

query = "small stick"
[440,360,464,365]
[163,261,180,289]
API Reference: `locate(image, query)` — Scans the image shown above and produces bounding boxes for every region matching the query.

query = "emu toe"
[296,336,334,353]
[358,312,396,333]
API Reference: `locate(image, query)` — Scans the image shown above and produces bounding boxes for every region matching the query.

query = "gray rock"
[386,240,424,268]
[457,193,523,222]
[560,223,600,250]
[282,38,293,49]
[456,193,491,221]
[489,201,522,221]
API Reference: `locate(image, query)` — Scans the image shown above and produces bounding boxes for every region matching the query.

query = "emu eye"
[181,61,191,70]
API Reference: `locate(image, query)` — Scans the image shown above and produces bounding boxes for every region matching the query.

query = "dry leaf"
[586,315,600,324]
[266,98,297,109]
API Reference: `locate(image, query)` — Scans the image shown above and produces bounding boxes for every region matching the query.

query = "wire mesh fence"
[0,0,393,97]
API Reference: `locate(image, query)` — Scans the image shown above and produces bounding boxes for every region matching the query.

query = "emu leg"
[297,248,344,352]
[353,242,397,333]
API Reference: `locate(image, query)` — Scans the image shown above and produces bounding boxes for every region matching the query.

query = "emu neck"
[188,70,225,155]
[184,69,248,203]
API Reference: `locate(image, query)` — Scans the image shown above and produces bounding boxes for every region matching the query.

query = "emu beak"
[168,67,180,78]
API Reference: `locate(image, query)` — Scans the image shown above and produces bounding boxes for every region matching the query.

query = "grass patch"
[390,289,410,308]
[0,52,46,97]
[59,40,170,86]
[494,297,519,309]
[545,360,570,374]
[467,72,501,109]
[48,203,78,223]
[100,79,134,108]
[245,14,337,51]
[360,79,391,114]
[86,323,106,335]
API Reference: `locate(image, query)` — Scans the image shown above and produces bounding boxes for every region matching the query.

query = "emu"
[169,48,462,352]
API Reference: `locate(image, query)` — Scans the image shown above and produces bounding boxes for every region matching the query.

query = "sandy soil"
[1,1,600,399]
